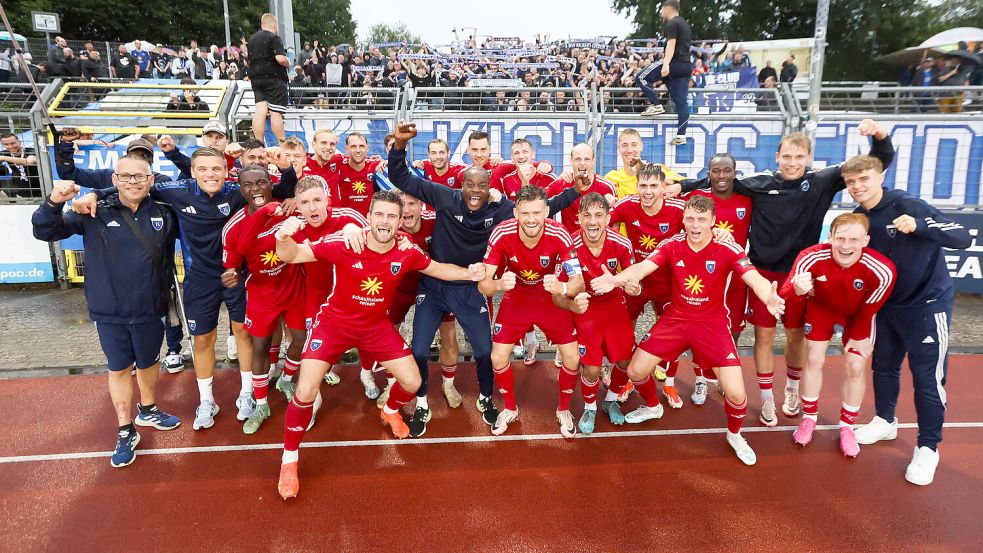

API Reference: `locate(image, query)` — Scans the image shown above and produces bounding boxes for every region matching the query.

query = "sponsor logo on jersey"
[310,339,323,351]
[540,255,550,267]
[391,261,402,275]
[853,278,864,291]
[736,208,747,220]
[519,269,540,281]
[684,275,704,294]
[705,260,716,273]
[607,258,618,270]
[640,234,658,249]
[360,277,383,296]
[107,220,120,227]
[676,260,685,267]
[217,202,230,216]
[352,261,363,269]
[714,220,734,234]
[261,250,280,266]
[352,181,367,194]
[151,217,163,231]
[509,256,519,263]
[455,215,464,223]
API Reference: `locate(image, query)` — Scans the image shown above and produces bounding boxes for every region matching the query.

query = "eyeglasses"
[115,173,152,183]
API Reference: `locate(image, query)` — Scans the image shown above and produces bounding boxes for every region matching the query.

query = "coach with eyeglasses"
[32,156,182,468]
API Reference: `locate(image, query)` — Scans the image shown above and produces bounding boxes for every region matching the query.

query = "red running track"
[0,355,981,552]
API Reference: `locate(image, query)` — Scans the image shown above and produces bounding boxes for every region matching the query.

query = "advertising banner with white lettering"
[1,205,56,283]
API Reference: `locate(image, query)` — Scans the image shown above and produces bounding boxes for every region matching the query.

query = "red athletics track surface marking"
[0,355,981,552]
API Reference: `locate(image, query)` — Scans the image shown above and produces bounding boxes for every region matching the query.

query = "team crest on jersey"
[330,163,337,172]
[416,293,426,306]
[391,262,402,275]
[150,217,163,231]
[484,217,494,228]
[607,258,618,270]
[736,208,747,220]
[886,225,897,238]
[804,323,812,334]
[853,279,864,291]
[493,323,502,335]
[800,180,810,192]
[705,260,716,273]
[578,345,586,356]
[659,223,670,233]
[448,177,455,186]
[244,317,252,328]
[540,255,550,267]
[426,237,433,245]
[188,320,196,332]
[310,339,323,351]
[217,202,231,216]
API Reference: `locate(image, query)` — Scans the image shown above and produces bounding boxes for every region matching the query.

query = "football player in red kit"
[592,195,785,465]
[563,193,640,434]
[496,138,556,201]
[479,185,586,438]
[781,213,896,456]
[274,191,486,499]
[221,165,308,435]
[546,143,617,235]
[413,138,467,188]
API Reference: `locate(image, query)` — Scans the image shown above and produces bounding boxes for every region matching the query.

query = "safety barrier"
[64,250,185,284]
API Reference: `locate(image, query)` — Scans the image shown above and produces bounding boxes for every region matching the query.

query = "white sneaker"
[360,371,380,400]
[193,401,219,430]
[760,397,778,427]
[323,371,341,386]
[226,335,237,361]
[491,408,519,435]
[625,403,664,424]
[556,410,576,438]
[513,344,526,358]
[523,337,539,366]
[781,386,801,417]
[727,432,758,466]
[855,416,898,445]
[235,393,256,421]
[905,446,940,486]
[670,135,686,146]
[641,104,665,116]
[691,381,708,405]
[163,352,184,374]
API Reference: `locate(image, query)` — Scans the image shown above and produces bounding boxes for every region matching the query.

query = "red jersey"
[421,161,466,188]
[309,233,432,327]
[484,218,579,301]
[338,157,381,215]
[496,169,555,201]
[571,229,635,306]
[780,244,896,341]
[610,196,685,296]
[546,175,617,234]
[395,211,437,297]
[222,205,304,307]
[689,189,752,248]
[293,207,368,313]
[646,234,755,322]
[302,153,342,205]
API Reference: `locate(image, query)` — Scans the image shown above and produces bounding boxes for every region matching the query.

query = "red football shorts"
[574,298,635,366]
[626,285,670,322]
[302,317,411,365]
[725,277,748,334]
[638,317,741,369]
[244,294,306,338]
[803,302,871,342]
[493,294,576,346]
[747,268,805,329]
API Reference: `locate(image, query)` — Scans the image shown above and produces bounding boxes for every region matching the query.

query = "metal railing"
[796,86,983,115]
[409,86,590,113]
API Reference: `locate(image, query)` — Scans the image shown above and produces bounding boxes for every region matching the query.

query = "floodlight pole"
[805,0,830,148]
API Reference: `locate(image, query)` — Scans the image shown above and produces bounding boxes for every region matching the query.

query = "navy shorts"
[95,320,165,372]
[183,275,246,336]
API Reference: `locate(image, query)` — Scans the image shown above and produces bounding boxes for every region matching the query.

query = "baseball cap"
[127,138,155,155]
[202,120,227,136]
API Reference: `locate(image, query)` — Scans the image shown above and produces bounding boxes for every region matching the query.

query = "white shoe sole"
[856,428,898,445]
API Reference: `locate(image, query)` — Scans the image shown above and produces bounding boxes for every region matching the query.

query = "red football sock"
[494,365,517,410]
[693,364,704,378]
[361,352,376,372]
[757,371,774,392]
[786,366,802,383]
[609,365,630,395]
[557,364,578,411]
[268,346,280,367]
[384,382,416,412]
[724,396,748,434]
[283,396,314,451]
[840,403,859,426]
[283,358,300,379]
[252,371,269,403]
[663,358,679,378]
[633,375,660,408]
[440,364,457,379]
[802,396,819,419]
[581,375,600,406]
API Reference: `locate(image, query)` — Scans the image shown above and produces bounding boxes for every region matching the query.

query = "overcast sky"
[349,0,635,45]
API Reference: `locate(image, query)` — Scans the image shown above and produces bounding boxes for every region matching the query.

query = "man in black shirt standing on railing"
[247,13,291,144]
[636,0,692,146]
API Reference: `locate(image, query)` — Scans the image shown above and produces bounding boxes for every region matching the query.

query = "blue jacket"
[855,188,972,310]
[33,193,176,324]
[54,141,172,188]
[388,145,579,285]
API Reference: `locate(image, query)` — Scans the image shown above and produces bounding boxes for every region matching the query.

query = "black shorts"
[95,320,165,372]
[251,78,288,113]
[182,275,246,336]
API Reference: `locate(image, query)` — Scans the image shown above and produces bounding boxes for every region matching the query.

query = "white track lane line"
[1,422,981,465]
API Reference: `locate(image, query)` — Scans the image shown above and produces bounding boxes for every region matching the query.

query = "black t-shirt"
[112,53,138,78]
[664,16,691,64]
[247,30,288,81]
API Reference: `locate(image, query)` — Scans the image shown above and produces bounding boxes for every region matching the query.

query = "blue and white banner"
[1,205,55,283]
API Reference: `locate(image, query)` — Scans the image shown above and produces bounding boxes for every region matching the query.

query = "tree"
[361,23,421,49]
[295,0,357,46]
